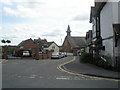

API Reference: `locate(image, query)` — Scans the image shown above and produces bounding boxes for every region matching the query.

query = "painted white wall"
[92,18,97,39]
[100,2,113,39]
[44,43,59,52]
[112,2,119,23]
[118,2,120,23]
[100,2,119,66]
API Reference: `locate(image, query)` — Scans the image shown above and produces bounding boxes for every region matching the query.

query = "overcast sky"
[0,0,94,46]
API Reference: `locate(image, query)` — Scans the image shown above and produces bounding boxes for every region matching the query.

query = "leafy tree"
[6,40,11,43]
[1,40,11,44]
[1,40,6,43]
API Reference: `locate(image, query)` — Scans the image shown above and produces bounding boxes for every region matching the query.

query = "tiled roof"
[18,40,25,46]
[44,41,58,48]
[67,36,86,48]
[18,39,32,46]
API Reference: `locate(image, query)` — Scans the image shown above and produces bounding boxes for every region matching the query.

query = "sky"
[0,0,94,46]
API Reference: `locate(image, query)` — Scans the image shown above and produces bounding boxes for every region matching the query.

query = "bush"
[98,59,112,69]
[79,52,93,63]
[79,52,114,71]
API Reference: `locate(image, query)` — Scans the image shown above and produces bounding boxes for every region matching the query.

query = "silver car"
[51,52,62,59]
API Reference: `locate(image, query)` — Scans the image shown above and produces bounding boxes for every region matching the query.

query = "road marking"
[56,77,70,80]
[17,74,44,79]
[57,56,120,82]
[1,59,8,63]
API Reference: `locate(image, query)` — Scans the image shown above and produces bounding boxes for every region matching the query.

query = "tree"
[1,39,11,59]
[1,40,11,44]
[6,40,11,43]
[1,40,6,43]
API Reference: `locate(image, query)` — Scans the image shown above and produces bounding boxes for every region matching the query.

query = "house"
[34,38,48,49]
[17,38,59,59]
[89,0,120,67]
[85,30,93,54]
[17,38,38,56]
[18,38,37,50]
[16,38,48,57]
[43,42,59,52]
[62,25,86,56]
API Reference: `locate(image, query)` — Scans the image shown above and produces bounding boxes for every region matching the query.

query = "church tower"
[66,25,71,36]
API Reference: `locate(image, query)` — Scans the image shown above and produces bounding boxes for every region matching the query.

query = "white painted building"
[89,1,120,67]
[44,42,59,53]
[100,1,120,66]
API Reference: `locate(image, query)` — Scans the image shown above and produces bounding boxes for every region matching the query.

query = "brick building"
[16,38,47,56]
[62,25,86,56]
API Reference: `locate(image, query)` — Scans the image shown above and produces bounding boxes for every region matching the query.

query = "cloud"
[72,14,89,21]
[42,29,64,37]
[42,33,57,37]
[25,1,45,8]
[0,0,13,5]
[3,5,42,18]
[1,0,94,46]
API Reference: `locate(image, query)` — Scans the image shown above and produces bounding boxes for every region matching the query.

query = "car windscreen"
[52,53,59,55]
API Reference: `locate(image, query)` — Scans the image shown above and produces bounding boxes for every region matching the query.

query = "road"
[2,56,119,88]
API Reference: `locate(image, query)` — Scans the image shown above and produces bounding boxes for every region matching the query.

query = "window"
[52,46,55,49]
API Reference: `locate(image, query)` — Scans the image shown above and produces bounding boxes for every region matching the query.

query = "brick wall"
[23,39,37,50]
[62,37,72,53]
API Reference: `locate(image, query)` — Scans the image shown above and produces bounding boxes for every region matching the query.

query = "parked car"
[61,52,66,58]
[64,52,67,57]
[51,52,62,59]
[22,51,30,57]
[61,52,67,57]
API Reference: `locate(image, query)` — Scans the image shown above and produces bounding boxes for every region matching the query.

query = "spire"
[66,25,71,36]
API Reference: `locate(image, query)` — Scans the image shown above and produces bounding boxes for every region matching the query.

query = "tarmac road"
[2,56,119,88]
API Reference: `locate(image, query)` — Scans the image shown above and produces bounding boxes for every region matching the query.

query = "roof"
[46,42,54,47]
[66,36,86,48]
[18,38,48,48]
[34,38,47,44]
[18,40,25,46]
[18,39,32,47]
[67,25,71,32]
[90,2,106,23]
[44,41,59,48]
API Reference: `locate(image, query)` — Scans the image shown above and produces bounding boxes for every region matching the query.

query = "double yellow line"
[57,56,120,82]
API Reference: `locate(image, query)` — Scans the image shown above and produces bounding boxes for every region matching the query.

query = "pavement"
[63,56,120,80]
